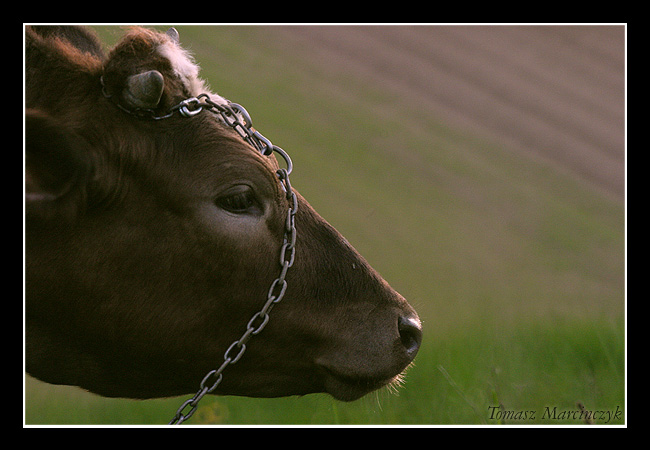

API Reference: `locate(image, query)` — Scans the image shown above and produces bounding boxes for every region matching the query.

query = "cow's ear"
[25,109,92,222]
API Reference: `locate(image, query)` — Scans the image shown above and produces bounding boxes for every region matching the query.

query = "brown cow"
[25,26,421,408]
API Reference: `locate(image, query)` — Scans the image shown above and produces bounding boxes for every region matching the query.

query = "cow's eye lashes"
[216,189,259,214]
[219,192,253,211]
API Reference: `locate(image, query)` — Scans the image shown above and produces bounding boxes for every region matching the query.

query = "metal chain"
[164,95,298,425]
[102,88,297,424]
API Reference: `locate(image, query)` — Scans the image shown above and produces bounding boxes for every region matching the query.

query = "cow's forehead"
[160,36,228,103]
[155,32,202,96]
[152,29,234,120]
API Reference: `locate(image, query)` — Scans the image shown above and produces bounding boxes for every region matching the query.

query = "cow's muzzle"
[315,308,422,402]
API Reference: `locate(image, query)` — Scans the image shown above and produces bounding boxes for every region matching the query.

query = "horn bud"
[123,70,164,110]
[166,27,180,43]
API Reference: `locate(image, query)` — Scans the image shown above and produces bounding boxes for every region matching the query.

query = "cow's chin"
[214,366,400,402]
[321,368,404,402]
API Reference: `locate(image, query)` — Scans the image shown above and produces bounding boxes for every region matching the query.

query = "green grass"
[25,26,625,426]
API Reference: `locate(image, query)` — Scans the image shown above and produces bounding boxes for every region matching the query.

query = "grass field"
[24,25,626,426]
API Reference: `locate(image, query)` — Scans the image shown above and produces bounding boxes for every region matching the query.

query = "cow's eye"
[216,186,260,214]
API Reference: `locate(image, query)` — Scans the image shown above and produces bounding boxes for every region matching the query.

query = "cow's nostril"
[398,316,422,357]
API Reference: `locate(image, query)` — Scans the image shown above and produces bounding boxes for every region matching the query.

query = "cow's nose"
[398,315,422,358]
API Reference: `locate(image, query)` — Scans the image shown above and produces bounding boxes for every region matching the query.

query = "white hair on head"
[156,28,230,109]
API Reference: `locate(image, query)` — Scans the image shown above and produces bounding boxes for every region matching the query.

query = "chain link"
[165,95,298,425]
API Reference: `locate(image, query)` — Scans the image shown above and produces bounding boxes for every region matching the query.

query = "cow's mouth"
[320,366,403,402]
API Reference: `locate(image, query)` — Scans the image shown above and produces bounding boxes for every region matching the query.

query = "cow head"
[25,26,421,403]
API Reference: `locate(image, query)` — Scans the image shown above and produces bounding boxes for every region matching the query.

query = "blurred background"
[25,24,625,425]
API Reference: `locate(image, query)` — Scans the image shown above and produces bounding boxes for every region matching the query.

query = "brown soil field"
[271,25,625,202]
